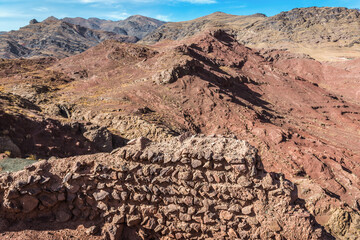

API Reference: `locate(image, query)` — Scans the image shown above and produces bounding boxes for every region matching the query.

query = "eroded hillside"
[0,30,359,239]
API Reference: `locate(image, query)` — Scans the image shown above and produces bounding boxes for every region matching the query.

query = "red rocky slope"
[0,30,359,238]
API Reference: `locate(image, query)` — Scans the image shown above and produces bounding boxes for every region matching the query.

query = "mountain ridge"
[0,17,138,59]
[142,7,360,61]
[62,15,165,39]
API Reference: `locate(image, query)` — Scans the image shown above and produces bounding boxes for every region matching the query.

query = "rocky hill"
[0,17,137,59]
[0,30,359,239]
[63,15,165,40]
[142,11,265,44]
[142,7,360,61]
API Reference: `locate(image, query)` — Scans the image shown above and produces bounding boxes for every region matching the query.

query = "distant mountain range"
[62,15,165,39]
[0,15,165,59]
[1,7,360,60]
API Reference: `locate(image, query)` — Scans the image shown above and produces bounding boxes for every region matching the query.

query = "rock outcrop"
[0,91,124,158]
[0,136,325,239]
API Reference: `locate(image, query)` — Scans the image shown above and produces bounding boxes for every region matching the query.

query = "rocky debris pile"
[0,135,324,239]
[0,109,121,158]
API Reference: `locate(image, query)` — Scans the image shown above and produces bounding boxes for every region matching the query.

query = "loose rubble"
[0,136,325,239]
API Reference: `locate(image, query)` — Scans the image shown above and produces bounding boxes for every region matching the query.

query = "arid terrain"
[0,6,359,240]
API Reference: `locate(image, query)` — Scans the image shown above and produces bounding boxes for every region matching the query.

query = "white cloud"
[105,12,131,20]
[155,14,171,21]
[32,7,49,12]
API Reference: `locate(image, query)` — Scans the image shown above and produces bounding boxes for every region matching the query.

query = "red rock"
[20,195,39,213]
[242,205,253,215]
[220,210,233,221]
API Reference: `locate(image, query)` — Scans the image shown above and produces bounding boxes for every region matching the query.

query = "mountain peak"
[43,16,59,22]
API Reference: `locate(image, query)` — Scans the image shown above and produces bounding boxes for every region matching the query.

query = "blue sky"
[0,0,359,31]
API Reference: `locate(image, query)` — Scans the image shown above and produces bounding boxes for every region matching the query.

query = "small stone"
[183,196,193,206]
[268,221,282,232]
[220,210,233,221]
[56,210,72,222]
[57,192,66,201]
[268,128,285,144]
[178,171,192,181]
[164,204,179,215]
[179,213,192,222]
[112,190,121,200]
[237,176,253,187]
[203,161,211,169]
[72,208,82,217]
[133,193,145,201]
[20,195,39,213]
[228,204,241,213]
[97,201,108,211]
[180,157,190,164]
[143,218,157,230]
[188,207,196,215]
[190,223,201,232]
[93,190,109,201]
[204,212,216,224]
[233,164,247,174]
[113,214,125,224]
[154,224,163,233]
[67,193,76,203]
[127,215,142,227]
[175,233,183,239]
[27,176,34,184]
[120,191,128,201]
[39,176,50,184]
[204,151,213,160]
[38,193,58,207]
[242,205,253,215]
[66,183,80,194]
[191,159,202,168]
[62,173,72,183]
